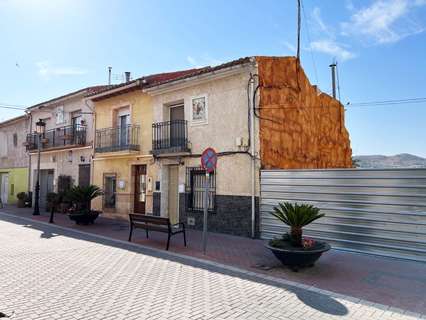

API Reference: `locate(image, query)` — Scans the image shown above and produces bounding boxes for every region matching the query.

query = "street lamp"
[33,118,46,216]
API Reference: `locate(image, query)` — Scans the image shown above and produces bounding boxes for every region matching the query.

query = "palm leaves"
[66,185,104,212]
[270,202,324,246]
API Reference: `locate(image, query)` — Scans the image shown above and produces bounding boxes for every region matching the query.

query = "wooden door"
[168,165,179,224]
[78,164,90,187]
[170,105,184,148]
[134,165,147,214]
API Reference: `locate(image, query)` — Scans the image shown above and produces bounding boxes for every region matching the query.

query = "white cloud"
[341,0,425,44]
[36,61,88,78]
[282,41,296,54]
[310,40,356,61]
[186,55,222,68]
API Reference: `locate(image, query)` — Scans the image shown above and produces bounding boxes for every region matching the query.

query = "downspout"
[249,74,256,239]
[26,111,32,192]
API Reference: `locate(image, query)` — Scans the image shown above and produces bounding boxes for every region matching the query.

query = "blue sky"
[1,0,425,157]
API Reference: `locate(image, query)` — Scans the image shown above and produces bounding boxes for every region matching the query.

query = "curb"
[0,210,422,319]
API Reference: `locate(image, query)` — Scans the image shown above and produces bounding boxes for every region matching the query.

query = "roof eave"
[86,80,141,102]
[144,60,255,95]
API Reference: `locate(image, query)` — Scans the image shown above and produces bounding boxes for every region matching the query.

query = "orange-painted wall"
[256,56,352,169]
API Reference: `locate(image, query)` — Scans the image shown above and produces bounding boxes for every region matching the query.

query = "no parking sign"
[201,147,217,173]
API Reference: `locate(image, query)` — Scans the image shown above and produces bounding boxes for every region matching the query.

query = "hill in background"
[353,153,426,168]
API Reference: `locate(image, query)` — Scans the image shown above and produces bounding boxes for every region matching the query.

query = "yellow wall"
[92,90,155,218]
[0,167,28,204]
[95,90,153,154]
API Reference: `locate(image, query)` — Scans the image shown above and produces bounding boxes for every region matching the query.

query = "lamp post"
[33,119,46,216]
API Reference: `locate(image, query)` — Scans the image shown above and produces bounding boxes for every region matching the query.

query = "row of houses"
[0,56,352,237]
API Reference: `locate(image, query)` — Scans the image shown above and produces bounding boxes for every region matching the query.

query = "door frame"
[133,165,147,214]
[0,173,9,205]
[167,165,180,223]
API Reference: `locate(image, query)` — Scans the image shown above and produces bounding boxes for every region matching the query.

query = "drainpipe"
[26,111,32,192]
[249,75,256,239]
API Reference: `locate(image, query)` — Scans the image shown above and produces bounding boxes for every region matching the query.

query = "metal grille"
[260,168,426,262]
[152,120,189,155]
[95,125,140,153]
[185,167,216,212]
[26,124,86,151]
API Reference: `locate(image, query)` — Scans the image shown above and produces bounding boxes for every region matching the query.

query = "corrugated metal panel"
[260,168,426,262]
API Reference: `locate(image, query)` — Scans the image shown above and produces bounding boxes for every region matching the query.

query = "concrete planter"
[266,241,330,272]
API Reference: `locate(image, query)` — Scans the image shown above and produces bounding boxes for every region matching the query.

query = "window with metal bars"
[185,167,216,212]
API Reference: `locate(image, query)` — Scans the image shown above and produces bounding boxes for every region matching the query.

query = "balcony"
[26,124,86,151]
[152,120,190,156]
[95,125,140,153]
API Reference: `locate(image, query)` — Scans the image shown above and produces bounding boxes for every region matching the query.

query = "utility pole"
[329,62,337,99]
[297,0,301,61]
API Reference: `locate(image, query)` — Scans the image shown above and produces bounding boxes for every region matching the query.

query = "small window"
[13,133,18,147]
[56,106,65,124]
[185,167,216,212]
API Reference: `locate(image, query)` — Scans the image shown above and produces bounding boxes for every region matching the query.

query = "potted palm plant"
[266,202,330,271]
[66,185,103,225]
[16,192,27,208]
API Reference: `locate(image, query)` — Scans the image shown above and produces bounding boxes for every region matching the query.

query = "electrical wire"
[347,97,426,107]
[301,0,319,84]
[0,105,26,111]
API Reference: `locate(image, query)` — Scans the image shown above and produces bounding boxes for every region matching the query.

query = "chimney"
[125,72,131,83]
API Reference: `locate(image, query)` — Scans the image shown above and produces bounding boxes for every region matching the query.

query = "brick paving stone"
[0,213,423,320]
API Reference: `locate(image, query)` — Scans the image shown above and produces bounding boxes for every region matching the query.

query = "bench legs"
[128,224,133,242]
[166,233,171,251]
[183,227,187,247]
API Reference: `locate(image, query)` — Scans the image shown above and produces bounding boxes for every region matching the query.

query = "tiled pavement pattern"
[0,214,423,320]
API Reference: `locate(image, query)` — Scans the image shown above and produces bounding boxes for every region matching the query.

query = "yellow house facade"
[88,70,198,218]
[89,88,155,217]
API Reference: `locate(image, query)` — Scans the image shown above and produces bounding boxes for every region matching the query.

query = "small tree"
[270,202,324,247]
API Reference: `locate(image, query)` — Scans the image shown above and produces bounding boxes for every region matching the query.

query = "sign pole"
[202,171,209,255]
[200,147,217,255]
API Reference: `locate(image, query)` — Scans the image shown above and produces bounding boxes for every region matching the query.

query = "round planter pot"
[266,241,331,271]
[68,212,100,225]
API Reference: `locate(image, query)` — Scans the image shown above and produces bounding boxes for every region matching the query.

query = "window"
[55,106,65,124]
[185,167,216,212]
[13,133,18,147]
[104,174,117,209]
[191,95,208,125]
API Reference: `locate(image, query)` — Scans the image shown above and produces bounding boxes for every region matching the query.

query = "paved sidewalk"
[1,206,426,316]
[0,213,422,320]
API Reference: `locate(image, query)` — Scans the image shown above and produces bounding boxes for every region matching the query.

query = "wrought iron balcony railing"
[26,124,86,151]
[152,120,190,155]
[95,124,140,153]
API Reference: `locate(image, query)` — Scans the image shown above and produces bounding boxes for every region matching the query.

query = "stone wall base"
[179,194,260,238]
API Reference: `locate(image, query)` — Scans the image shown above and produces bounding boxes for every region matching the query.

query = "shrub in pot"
[66,185,103,225]
[16,192,27,208]
[266,202,330,271]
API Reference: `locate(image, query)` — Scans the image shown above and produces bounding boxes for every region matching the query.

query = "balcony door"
[116,107,130,148]
[169,105,184,148]
[134,165,146,214]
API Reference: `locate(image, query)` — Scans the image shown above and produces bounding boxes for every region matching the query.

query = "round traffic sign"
[201,147,217,173]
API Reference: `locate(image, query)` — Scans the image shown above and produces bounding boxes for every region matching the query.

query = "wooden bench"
[128,214,186,250]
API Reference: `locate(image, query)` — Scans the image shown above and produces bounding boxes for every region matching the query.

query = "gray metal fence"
[260,168,426,262]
